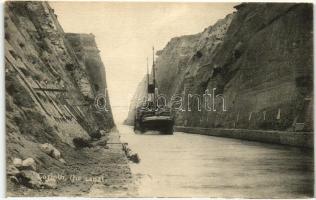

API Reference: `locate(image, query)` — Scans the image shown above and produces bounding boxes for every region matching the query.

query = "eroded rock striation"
[66,33,114,130]
[126,3,313,132]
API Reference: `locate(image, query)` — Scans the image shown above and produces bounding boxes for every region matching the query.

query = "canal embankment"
[175,126,313,148]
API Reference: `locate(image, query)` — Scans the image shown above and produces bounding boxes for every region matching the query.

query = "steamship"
[134,48,174,134]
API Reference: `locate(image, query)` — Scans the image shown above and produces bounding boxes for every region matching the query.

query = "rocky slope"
[126,3,313,132]
[5,1,131,196]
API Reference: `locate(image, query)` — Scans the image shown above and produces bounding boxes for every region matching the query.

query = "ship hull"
[135,116,174,134]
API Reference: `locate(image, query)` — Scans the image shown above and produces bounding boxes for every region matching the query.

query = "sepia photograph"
[4,1,314,198]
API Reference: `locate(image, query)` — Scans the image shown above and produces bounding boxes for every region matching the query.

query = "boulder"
[13,158,22,168]
[92,137,108,147]
[128,153,140,163]
[73,137,93,148]
[40,143,62,160]
[19,170,42,189]
[40,143,55,155]
[22,157,36,171]
[90,129,101,140]
[52,148,61,160]
[122,144,140,163]
[96,140,107,147]
[7,165,20,176]
[100,130,107,136]
[42,178,57,189]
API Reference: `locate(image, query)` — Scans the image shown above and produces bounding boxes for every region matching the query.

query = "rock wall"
[126,3,313,132]
[66,33,114,130]
[5,1,115,176]
[125,13,234,125]
[124,75,147,125]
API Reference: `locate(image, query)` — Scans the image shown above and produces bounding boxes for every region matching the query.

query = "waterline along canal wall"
[175,126,313,148]
[126,3,313,147]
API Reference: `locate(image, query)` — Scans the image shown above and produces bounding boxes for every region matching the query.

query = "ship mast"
[152,46,156,109]
[152,47,156,88]
[146,57,149,101]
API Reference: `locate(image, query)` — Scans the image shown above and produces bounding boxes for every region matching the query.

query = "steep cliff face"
[66,33,114,130]
[5,1,114,178]
[157,13,234,99]
[124,76,147,125]
[125,13,234,125]
[127,3,313,132]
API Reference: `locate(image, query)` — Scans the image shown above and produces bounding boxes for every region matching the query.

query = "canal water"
[118,125,313,198]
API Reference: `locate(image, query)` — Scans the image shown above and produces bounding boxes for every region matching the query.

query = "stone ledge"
[175,126,313,148]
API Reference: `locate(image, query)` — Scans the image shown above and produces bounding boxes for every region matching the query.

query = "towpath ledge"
[175,126,313,148]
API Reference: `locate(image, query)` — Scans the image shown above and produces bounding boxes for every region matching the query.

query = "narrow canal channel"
[119,125,313,198]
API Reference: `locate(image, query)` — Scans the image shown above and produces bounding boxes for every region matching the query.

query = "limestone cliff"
[66,33,114,130]
[124,76,147,125]
[5,1,115,181]
[127,3,313,132]
[125,14,234,125]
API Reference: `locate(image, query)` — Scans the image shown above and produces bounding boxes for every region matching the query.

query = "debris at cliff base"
[18,170,43,189]
[7,165,20,176]
[7,131,135,196]
[90,129,102,140]
[22,158,37,171]
[9,168,57,189]
[122,143,140,163]
[42,178,57,189]
[73,137,94,149]
[13,158,23,168]
[40,143,62,160]
[12,157,37,171]
[72,135,108,149]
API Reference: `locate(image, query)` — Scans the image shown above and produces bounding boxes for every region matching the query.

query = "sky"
[50,2,237,123]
